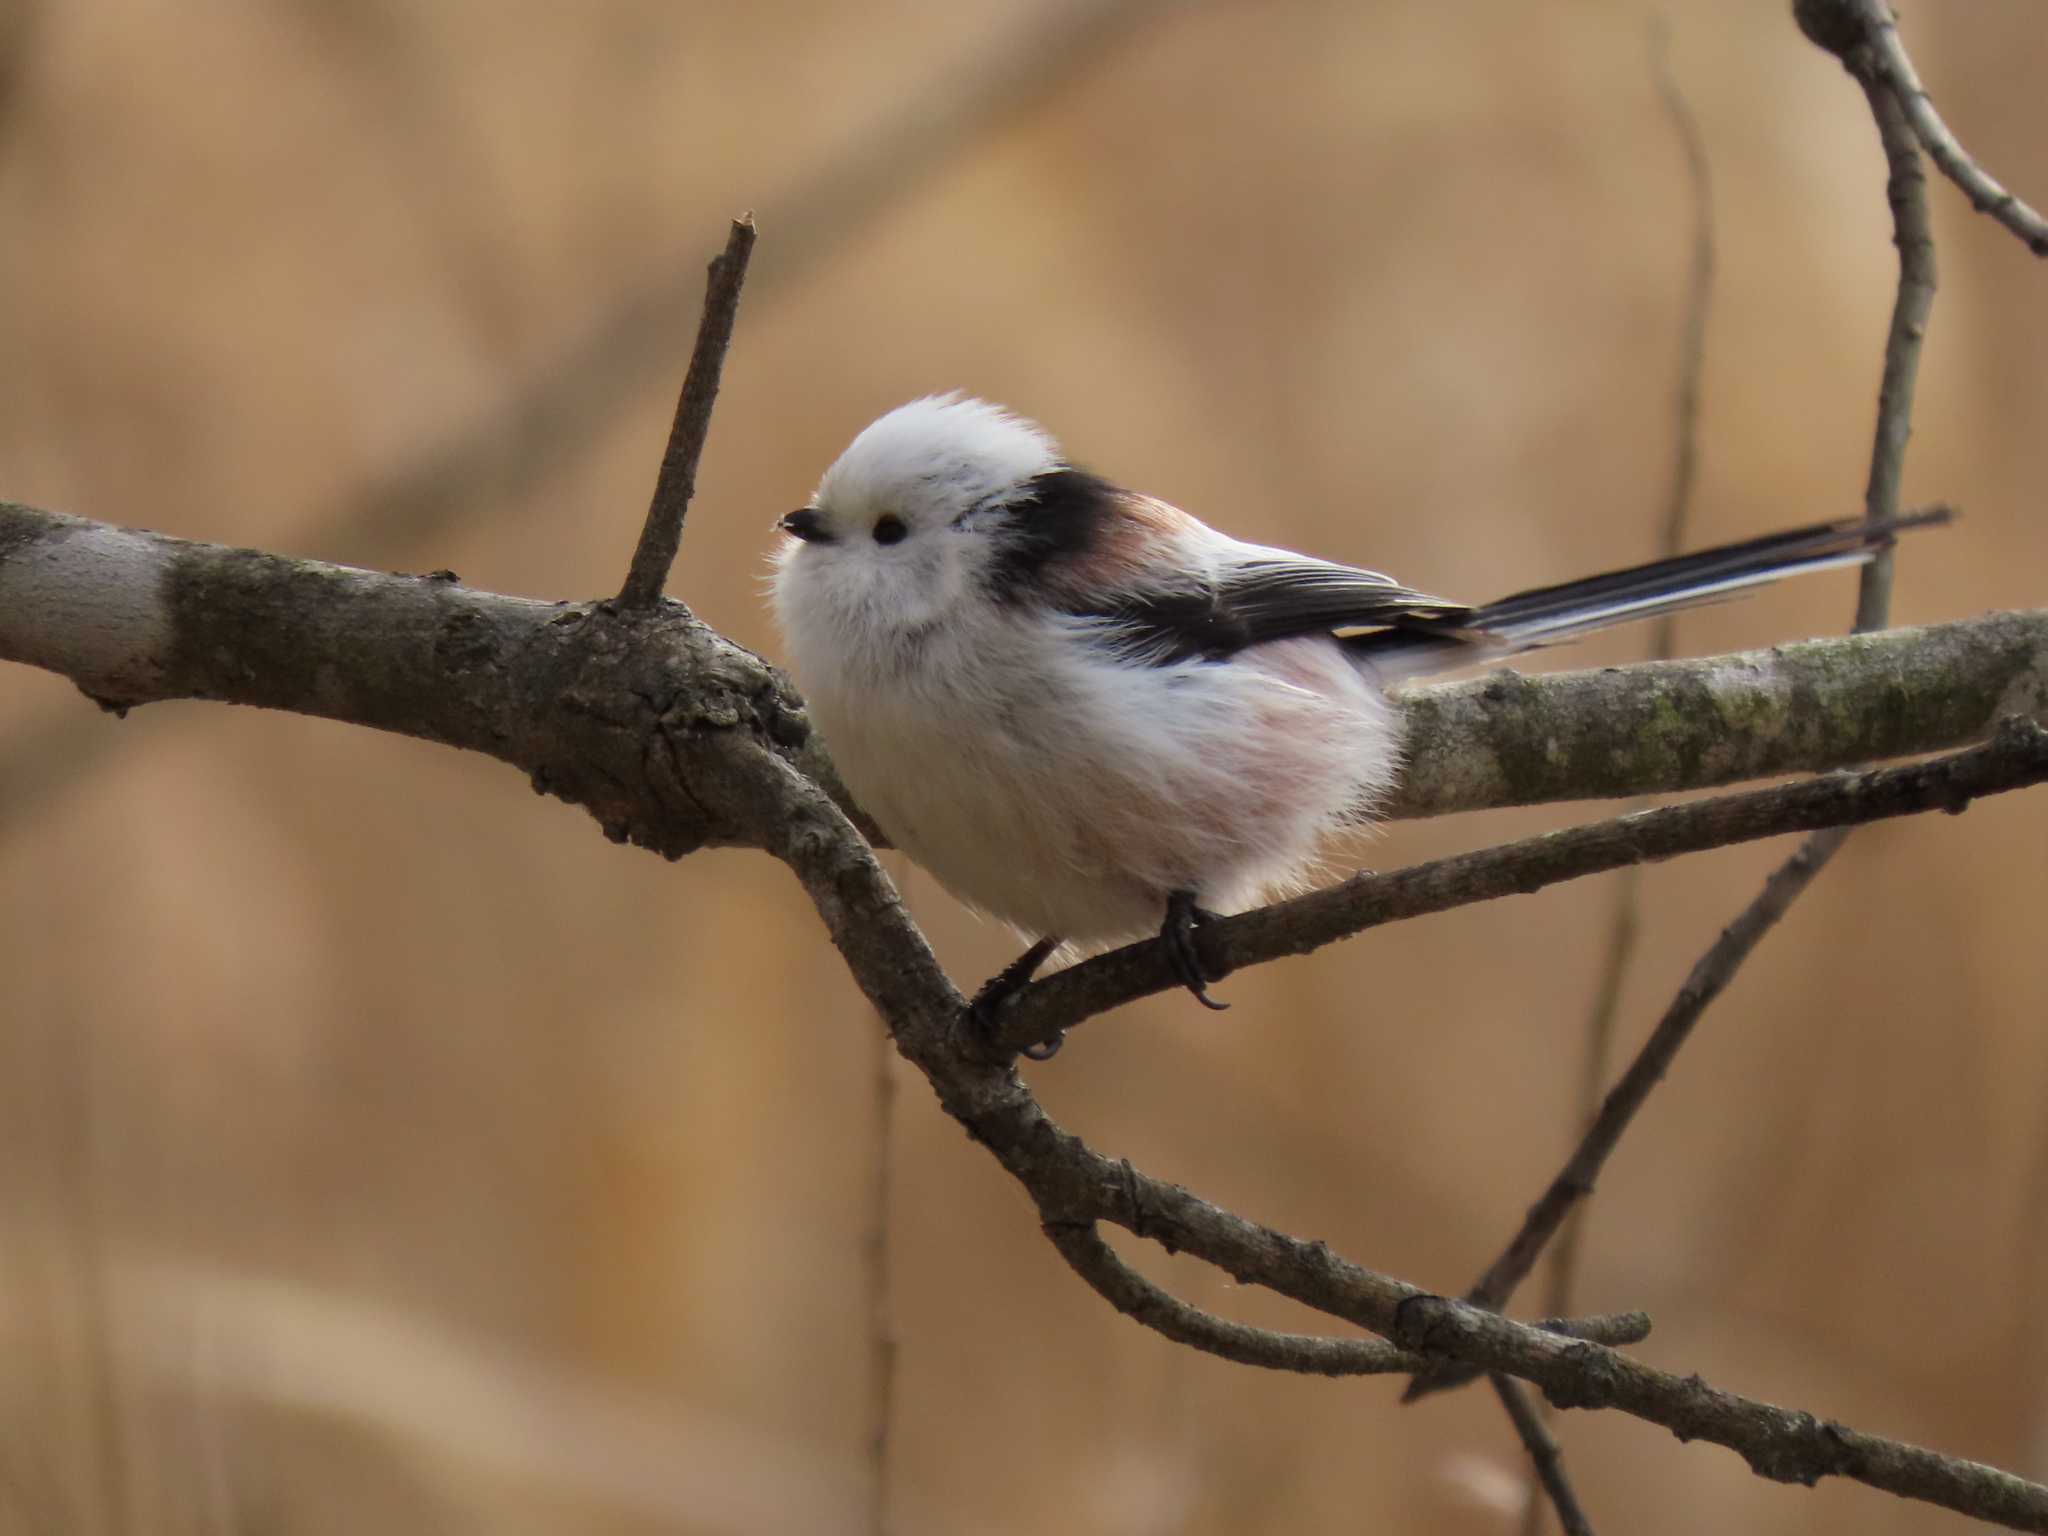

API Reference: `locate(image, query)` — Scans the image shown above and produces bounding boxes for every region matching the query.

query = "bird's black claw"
[965,936,1064,1057]
[1161,892,1230,1011]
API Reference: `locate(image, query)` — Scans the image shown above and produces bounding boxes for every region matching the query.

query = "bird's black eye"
[873,514,908,546]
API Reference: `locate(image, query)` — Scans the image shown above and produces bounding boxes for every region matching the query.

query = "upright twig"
[617,217,756,607]
[1847,71,1936,630]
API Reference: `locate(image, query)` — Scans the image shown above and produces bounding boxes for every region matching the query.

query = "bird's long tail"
[1347,506,1952,681]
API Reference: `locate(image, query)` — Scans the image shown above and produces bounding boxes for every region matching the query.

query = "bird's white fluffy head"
[812,394,1061,532]
[773,395,1068,645]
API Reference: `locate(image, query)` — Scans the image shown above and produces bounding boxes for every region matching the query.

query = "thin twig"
[1848,73,1936,629]
[1522,871,1634,1531]
[995,721,2048,1054]
[1847,0,2048,258]
[617,217,756,607]
[1046,1220,1648,1376]
[1530,882,1635,1306]
[1045,1222,1419,1375]
[1495,1374,1594,1536]
[1405,828,1848,1403]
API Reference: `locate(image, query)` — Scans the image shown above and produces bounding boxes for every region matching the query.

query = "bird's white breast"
[777,555,1403,944]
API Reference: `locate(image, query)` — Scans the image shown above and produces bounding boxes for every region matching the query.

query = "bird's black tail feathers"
[1346,506,1952,679]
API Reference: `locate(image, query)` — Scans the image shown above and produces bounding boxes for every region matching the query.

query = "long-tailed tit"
[771,395,1945,1027]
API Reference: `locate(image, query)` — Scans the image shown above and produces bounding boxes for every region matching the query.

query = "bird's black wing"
[1065,508,1955,671]
[1070,557,1473,666]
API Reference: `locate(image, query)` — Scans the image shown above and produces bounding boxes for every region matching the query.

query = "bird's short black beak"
[779,507,832,543]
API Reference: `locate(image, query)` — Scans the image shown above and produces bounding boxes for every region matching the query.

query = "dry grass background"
[0,2,2045,1531]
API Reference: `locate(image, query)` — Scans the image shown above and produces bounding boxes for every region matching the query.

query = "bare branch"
[617,217,756,607]
[1406,827,1847,1404]
[1827,0,2048,258]
[981,1080,2048,1530]
[995,721,2048,1053]
[1495,1373,1594,1536]
[1532,875,1635,1305]
[1525,1313,1654,1350]
[1046,1221,1422,1376]
[0,505,812,859]
[1385,598,2047,819]
[1386,1295,2048,1528]
[1046,1220,1650,1377]
[1849,73,1937,629]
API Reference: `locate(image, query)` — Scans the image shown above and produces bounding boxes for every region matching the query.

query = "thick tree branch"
[6,503,2041,842]
[1387,595,2048,818]
[0,504,812,860]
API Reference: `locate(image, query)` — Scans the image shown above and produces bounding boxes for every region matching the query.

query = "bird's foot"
[1161,891,1230,1011]
[967,936,1064,1059]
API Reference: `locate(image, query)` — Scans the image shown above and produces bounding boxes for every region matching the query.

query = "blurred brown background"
[1,2,2045,1531]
